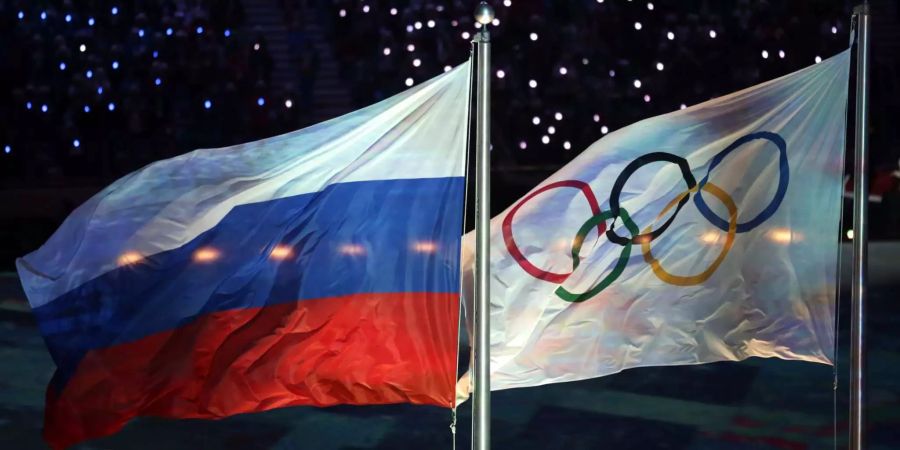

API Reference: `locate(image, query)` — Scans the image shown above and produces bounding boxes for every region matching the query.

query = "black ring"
[606,152,697,246]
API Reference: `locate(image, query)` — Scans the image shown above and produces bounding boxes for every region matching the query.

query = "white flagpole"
[850,4,870,450]
[472,2,494,450]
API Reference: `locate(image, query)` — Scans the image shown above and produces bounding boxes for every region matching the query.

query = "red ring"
[502,180,605,283]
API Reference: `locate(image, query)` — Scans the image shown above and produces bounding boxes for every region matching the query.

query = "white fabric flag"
[459,50,849,398]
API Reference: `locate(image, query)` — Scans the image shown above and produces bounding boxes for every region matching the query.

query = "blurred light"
[73,139,80,148]
[83,105,90,112]
[505,0,512,5]
[462,31,471,39]
[166,27,173,36]
[41,11,47,20]
[680,103,687,109]
[634,22,642,30]
[253,43,260,51]
[427,20,436,28]
[406,25,414,32]
[778,49,785,59]
[65,14,72,23]
[656,62,664,71]
[582,57,589,65]
[269,244,293,260]
[362,5,370,13]
[407,44,415,52]
[475,22,482,29]
[563,141,572,150]
[667,31,675,40]
[559,66,568,75]
[414,21,422,29]
[709,29,717,38]
[224,29,231,37]
[519,141,527,149]
[339,244,366,256]
[601,126,609,134]
[528,79,537,88]
[117,251,143,266]
[154,77,161,86]
[644,94,651,102]
[257,97,265,106]
[17,11,24,20]
[383,47,391,55]
[532,116,541,125]
[3,145,9,154]
[86,70,93,78]
[285,99,293,108]
[97,86,103,94]
[405,77,414,86]
[547,126,556,134]
[204,99,212,109]
[79,44,86,52]
[492,18,500,26]
[390,8,398,15]
[26,101,32,110]
[633,79,642,88]
[112,60,119,69]
[412,241,438,253]
[138,28,145,37]
[593,114,600,122]
[339,9,346,17]
[815,55,822,64]
[647,2,654,10]
[529,32,538,41]
[496,69,505,79]
[41,104,48,113]
[112,7,119,15]
[761,50,769,59]
[193,247,220,263]
[196,26,204,34]
[152,50,158,59]
[769,228,794,244]
[831,26,838,34]
[59,62,67,71]
[554,112,563,121]
[443,65,452,72]
[597,0,604,2]
[541,135,550,144]
[107,102,115,111]
[412,58,421,67]
[609,69,615,77]
[451,20,458,27]
[846,229,854,240]
[700,232,719,244]
[88,17,95,26]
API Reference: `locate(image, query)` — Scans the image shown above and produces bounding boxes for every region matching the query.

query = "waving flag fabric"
[458,51,849,399]
[17,62,471,449]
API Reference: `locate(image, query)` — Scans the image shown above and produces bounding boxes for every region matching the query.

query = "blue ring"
[693,131,789,233]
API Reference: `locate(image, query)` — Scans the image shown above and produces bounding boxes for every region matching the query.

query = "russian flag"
[16,62,472,449]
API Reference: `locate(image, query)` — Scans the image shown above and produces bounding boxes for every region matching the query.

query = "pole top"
[474,1,495,25]
[853,3,870,15]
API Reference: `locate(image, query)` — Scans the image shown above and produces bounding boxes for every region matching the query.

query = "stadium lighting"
[224,29,231,37]
[65,14,72,23]
[363,5,370,13]
[3,145,10,154]
[166,28,173,36]
[644,94,651,103]
[339,9,346,17]
[285,99,293,108]
[530,33,538,41]
[680,104,687,109]
[667,31,675,40]
[528,79,537,88]
[59,62,66,71]
[412,58,421,67]
[88,17,95,26]
[633,79,642,88]
[761,50,769,59]
[204,100,212,109]
[778,49,785,59]
[709,30,717,38]
[112,7,119,15]
[427,20,436,28]
[548,126,556,135]
[405,78,414,86]
[390,8,398,15]
[26,101,32,110]
[593,114,600,122]
[73,139,80,148]
[648,3,654,10]
[496,69,505,79]
[462,31,471,39]
[601,126,609,134]
[41,104,48,113]
[656,62,664,71]
[79,44,86,52]
[532,116,540,125]
[609,69,616,77]
[541,135,550,144]
[112,61,119,70]
[831,26,837,34]
[41,11,47,20]
[815,56,822,64]
[407,44,415,52]
[563,141,572,150]
[383,47,391,55]
[17,11,24,20]
[555,112,563,121]
[86,70,93,79]
[84,105,90,113]
[519,141,527,149]
[155,77,162,86]
[257,97,265,106]
[138,29,145,37]
[414,21,422,30]
[559,66,568,75]
[254,43,260,51]
[108,102,115,111]
[196,26,204,34]
[634,22,642,30]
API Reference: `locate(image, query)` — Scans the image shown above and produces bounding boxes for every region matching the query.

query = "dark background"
[2,0,899,449]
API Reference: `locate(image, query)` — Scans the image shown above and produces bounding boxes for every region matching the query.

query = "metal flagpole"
[472,2,494,450]
[850,4,870,450]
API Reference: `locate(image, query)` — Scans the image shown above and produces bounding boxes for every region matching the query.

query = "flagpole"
[472,2,494,450]
[850,4,870,450]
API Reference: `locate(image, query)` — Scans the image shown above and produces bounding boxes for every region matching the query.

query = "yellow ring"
[640,182,737,286]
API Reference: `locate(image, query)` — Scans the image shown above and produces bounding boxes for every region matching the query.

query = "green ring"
[555,208,639,303]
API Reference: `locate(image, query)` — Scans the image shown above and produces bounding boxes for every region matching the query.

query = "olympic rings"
[502,180,605,283]
[694,131,788,233]
[555,208,639,303]
[641,182,737,286]
[606,152,697,246]
[501,131,788,303]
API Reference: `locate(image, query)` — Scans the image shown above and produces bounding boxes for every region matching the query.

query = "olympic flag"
[18,62,471,448]
[458,50,849,398]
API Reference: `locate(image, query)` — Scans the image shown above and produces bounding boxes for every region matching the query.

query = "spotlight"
[601,126,609,134]
[815,56,822,64]
[204,99,212,109]
[383,47,391,55]
[554,112,563,121]
[412,58,421,67]
[761,50,769,59]
[496,69,505,79]
[405,78,414,86]
[519,141,527,149]
[633,79,642,88]
[196,26,204,34]
[667,31,675,40]
[73,139,80,148]
[563,141,572,150]
[709,30,717,38]
[108,102,115,111]
[285,99,293,108]
[532,116,541,125]
[634,22,642,30]
[257,97,265,106]
[79,44,86,52]
[656,62,664,71]
[528,79,537,88]
[541,135,550,144]
[529,32,538,41]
